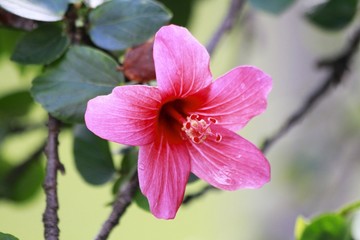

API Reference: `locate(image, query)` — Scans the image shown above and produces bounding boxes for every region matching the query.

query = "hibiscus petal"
[187,125,270,190]
[154,25,212,99]
[197,66,272,131]
[138,136,190,219]
[85,85,161,146]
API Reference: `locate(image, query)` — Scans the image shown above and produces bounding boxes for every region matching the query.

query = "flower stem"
[43,115,65,240]
[95,171,139,240]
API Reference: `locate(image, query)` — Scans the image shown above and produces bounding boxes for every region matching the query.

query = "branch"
[261,25,360,153]
[206,0,246,55]
[43,115,65,240]
[95,171,139,240]
[183,185,217,205]
[184,25,360,205]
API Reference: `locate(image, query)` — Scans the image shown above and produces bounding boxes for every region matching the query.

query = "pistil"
[181,114,222,144]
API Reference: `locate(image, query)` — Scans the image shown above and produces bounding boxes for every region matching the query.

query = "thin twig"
[261,25,360,153]
[185,25,360,205]
[95,171,139,240]
[43,115,65,240]
[183,185,217,205]
[206,0,246,55]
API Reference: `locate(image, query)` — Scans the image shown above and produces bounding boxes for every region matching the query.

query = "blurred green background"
[1,0,360,239]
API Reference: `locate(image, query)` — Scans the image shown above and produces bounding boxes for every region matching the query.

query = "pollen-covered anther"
[181,114,221,144]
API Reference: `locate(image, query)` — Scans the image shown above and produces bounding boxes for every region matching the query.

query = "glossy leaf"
[31,46,124,123]
[0,0,68,22]
[249,0,295,14]
[306,0,358,31]
[300,214,350,240]
[73,124,116,185]
[0,232,19,240]
[89,0,172,50]
[0,90,33,120]
[11,23,70,65]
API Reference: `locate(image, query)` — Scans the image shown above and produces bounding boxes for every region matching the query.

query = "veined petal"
[187,125,270,190]
[154,25,212,99]
[197,66,272,131]
[138,137,190,219]
[85,85,161,146]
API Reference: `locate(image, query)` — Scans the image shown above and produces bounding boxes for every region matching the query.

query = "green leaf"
[0,0,68,22]
[9,159,44,202]
[158,0,196,26]
[249,0,295,14]
[134,188,150,212]
[306,0,358,31]
[0,159,10,199]
[0,29,25,59]
[0,128,7,143]
[0,155,44,202]
[300,214,350,240]
[295,215,309,240]
[0,232,19,240]
[338,201,360,217]
[89,0,172,50]
[187,173,199,184]
[119,147,138,176]
[11,23,70,65]
[73,124,116,185]
[31,46,124,123]
[112,147,138,194]
[0,90,33,120]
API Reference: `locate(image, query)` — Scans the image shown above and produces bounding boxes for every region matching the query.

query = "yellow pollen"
[181,114,222,144]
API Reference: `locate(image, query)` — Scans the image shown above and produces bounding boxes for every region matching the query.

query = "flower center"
[159,100,221,144]
[181,114,222,144]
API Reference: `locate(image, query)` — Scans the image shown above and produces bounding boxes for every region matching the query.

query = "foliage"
[0,0,359,239]
[306,0,359,31]
[0,232,19,240]
[73,124,115,185]
[295,201,360,240]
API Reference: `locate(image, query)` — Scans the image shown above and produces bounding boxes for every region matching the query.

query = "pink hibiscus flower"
[85,25,272,219]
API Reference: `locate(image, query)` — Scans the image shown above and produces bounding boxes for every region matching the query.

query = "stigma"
[181,114,222,144]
